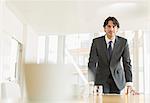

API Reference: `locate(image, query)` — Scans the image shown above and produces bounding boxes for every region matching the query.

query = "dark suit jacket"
[88,35,132,90]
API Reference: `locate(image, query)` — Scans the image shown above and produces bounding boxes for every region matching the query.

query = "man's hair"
[103,16,120,28]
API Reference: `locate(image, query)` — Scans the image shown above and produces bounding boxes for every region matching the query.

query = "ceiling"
[6,0,149,34]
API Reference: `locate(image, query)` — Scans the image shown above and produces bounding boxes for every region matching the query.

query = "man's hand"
[126,86,140,95]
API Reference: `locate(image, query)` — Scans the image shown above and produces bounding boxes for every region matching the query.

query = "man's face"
[104,20,118,39]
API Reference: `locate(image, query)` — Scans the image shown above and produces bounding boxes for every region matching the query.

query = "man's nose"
[110,27,114,31]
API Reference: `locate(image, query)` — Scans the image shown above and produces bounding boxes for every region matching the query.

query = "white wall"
[1,1,39,99]
[2,5,23,43]
[0,0,24,81]
[0,1,2,34]
[2,1,39,63]
[0,0,23,99]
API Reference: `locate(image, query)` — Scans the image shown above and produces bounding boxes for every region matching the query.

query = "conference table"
[0,94,150,103]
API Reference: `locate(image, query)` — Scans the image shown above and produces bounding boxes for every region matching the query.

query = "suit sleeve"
[88,39,98,81]
[122,40,132,82]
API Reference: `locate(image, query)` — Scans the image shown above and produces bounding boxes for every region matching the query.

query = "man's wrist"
[126,82,133,87]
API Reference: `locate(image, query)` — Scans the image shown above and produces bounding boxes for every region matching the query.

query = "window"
[37,35,58,64]
[65,33,92,85]
[65,33,92,66]
[37,36,45,63]
[48,35,58,64]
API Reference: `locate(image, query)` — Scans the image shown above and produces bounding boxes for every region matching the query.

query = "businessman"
[88,16,139,94]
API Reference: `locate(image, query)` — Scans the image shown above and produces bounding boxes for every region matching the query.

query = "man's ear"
[116,28,119,32]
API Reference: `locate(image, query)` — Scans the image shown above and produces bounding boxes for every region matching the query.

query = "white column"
[57,35,65,64]
[132,31,139,91]
[143,31,150,94]
[143,0,150,94]
[0,1,2,99]
[45,35,49,64]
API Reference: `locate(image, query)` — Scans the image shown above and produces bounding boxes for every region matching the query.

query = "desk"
[0,94,150,103]
[87,94,150,103]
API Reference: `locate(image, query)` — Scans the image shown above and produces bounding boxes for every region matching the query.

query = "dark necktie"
[108,41,112,61]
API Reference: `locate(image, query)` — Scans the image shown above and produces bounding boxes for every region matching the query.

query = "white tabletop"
[0,94,150,103]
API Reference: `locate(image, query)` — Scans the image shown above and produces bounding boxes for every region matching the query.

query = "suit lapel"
[101,36,109,63]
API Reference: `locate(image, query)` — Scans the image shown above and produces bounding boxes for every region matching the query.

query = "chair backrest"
[24,64,74,101]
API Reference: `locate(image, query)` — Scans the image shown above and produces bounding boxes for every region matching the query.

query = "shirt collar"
[105,35,115,44]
